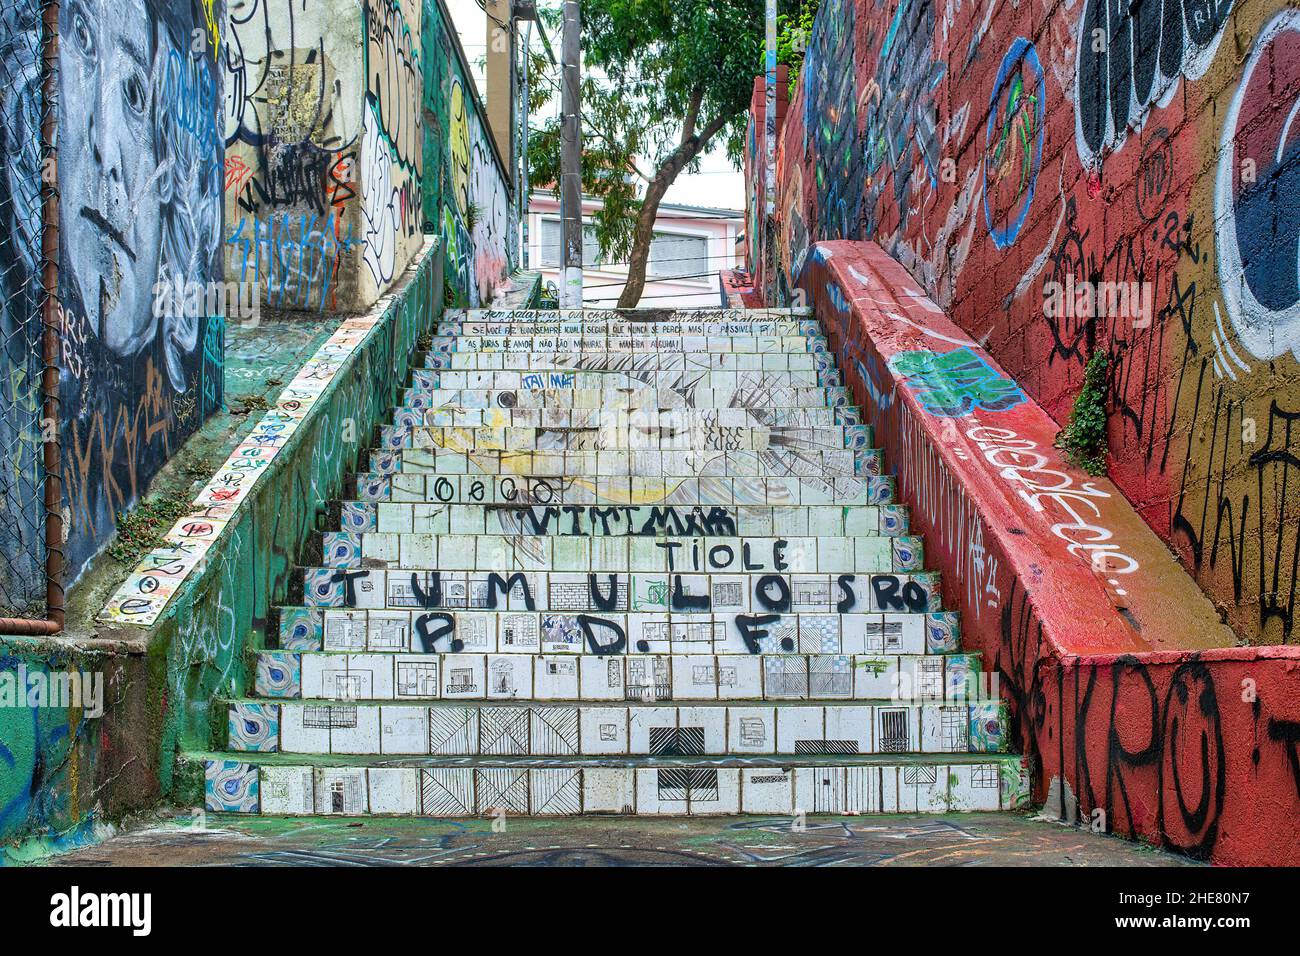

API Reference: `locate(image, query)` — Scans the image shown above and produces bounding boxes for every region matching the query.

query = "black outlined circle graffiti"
[1214,9,1300,362]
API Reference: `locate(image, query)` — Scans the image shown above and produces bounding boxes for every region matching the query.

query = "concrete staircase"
[202,308,1026,817]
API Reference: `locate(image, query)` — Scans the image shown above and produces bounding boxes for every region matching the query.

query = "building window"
[648,232,709,279]
[539,218,601,267]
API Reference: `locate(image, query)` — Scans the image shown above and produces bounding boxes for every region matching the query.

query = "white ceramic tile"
[582,767,635,813]
[259,766,315,815]
[579,706,629,755]
[381,705,429,754]
[740,767,795,814]
[368,767,420,814]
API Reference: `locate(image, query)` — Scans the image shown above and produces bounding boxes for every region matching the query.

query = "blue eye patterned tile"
[205,760,260,812]
[892,536,924,571]
[867,477,893,504]
[915,572,942,611]
[880,504,909,535]
[229,703,280,752]
[970,700,1006,753]
[256,651,301,698]
[944,653,980,701]
[279,607,323,651]
[304,567,345,607]
[855,449,883,476]
[340,501,377,532]
[323,532,363,567]
[355,475,391,502]
[925,611,960,653]
[371,451,400,475]
[392,407,421,429]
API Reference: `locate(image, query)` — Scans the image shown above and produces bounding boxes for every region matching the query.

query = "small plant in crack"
[1056,349,1110,476]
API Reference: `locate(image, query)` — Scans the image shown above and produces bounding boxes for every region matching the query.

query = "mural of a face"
[60,0,164,357]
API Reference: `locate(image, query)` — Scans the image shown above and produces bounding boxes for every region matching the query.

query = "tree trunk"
[616,112,733,308]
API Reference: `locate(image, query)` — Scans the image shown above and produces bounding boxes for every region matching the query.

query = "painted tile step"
[427,334,826,354]
[338,502,910,539]
[277,566,943,637]
[377,422,868,453]
[402,385,858,412]
[224,698,1009,756]
[311,531,920,574]
[364,447,881,479]
[409,368,839,392]
[437,319,816,337]
[444,307,813,320]
[352,472,896,507]
[298,566,938,616]
[424,351,825,371]
[254,649,974,701]
[202,752,1029,816]
[282,604,955,657]
[386,404,853,428]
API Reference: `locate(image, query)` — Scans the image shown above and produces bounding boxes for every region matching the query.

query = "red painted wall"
[748,0,1300,648]
[799,240,1300,865]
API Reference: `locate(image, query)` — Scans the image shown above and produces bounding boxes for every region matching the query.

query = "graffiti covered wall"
[224,0,426,313]
[59,0,226,585]
[761,0,1300,646]
[420,0,513,307]
[0,0,48,615]
[798,239,1300,865]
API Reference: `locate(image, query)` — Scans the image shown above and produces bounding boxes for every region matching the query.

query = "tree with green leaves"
[528,0,780,307]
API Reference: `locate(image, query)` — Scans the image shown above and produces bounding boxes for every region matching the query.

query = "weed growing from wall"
[1056,350,1109,475]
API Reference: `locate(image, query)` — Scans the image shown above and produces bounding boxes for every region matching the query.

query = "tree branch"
[680,87,703,145]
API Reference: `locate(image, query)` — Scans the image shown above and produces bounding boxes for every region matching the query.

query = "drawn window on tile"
[489,660,515,695]
[691,664,716,685]
[304,705,357,730]
[941,707,970,751]
[717,665,737,687]
[326,617,366,650]
[329,672,368,700]
[502,614,538,647]
[738,717,767,747]
[370,619,407,650]
[627,658,670,700]
[443,581,468,608]
[972,765,1000,788]
[327,775,364,814]
[712,582,743,606]
[599,723,618,741]
[447,668,477,694]
[918,658,944,699]
[397,662,440,697]
[605,658,623,687]
[880,708,910,753]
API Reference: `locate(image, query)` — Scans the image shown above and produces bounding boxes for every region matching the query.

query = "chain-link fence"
[0,0,61,630]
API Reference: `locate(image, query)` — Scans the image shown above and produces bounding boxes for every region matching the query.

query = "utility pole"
[559,0,583,308]
[520,20,532,270]
[764,0,776,218]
